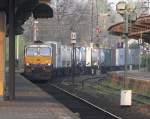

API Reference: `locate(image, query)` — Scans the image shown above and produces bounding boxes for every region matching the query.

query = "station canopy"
[108,15,150,44]
[0,0,53,35]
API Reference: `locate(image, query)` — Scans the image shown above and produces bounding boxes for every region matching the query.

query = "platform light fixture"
[116,1,127,15]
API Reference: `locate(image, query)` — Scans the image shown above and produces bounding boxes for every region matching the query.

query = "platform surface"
[0,73,78,119]
[114,70,150,80]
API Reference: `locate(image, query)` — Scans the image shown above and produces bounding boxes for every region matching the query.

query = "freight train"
[24,41,140,80]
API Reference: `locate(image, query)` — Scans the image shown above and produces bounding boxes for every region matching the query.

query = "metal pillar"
[72,43,75,87]
[91,0,94,67]
[16,36,19,60]
[146,49,148,71]
[124,12,129,89]
[138,39,141,71]
[9,0,15,100]
[138,34,143,71]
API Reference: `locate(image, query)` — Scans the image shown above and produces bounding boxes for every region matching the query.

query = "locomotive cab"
[24,42,53,80]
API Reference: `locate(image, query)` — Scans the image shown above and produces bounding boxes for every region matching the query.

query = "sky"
[108,0,121,4]
[107,0,120,10]
[51,0,139,10]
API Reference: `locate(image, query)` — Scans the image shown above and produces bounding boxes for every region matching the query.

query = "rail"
[50,84,122,119]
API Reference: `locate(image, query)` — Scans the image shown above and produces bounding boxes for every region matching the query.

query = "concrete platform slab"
[111,70,150,80]
[0,74,78,119]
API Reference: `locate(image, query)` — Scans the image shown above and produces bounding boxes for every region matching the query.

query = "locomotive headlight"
[47,63,51,66]
[26,63,30,66]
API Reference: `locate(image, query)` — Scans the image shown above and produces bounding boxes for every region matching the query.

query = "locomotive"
[24,41,53,80]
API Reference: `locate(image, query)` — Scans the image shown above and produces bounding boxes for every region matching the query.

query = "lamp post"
[116,1,136,106]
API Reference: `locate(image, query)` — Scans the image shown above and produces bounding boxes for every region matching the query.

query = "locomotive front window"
[39,47,51,56]
[26,47,38,56]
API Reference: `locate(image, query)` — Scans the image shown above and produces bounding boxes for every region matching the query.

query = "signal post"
[71,32,76,87]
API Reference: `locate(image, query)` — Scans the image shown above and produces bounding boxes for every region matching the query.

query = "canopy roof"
[0,0,53,35]
[108,15,150,44]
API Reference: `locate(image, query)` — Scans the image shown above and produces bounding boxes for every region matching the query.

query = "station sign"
[117,42,124,48]
[139,38,143,45]
[90,43,93,48]
[71,39,76,44]
[96,27,101,33]
[71,32,76,44]
[71,32,77,40]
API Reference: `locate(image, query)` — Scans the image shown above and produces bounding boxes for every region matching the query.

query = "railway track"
[36,82,121,119]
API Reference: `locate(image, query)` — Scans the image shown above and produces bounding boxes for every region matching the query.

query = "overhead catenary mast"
[90,0,94,66]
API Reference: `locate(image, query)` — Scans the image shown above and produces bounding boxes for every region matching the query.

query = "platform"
[113,70,150,80]
[108,70,150,97]
[0,73,78,119]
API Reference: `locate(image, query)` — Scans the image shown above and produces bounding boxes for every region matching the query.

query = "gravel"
[54,76,150,119]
